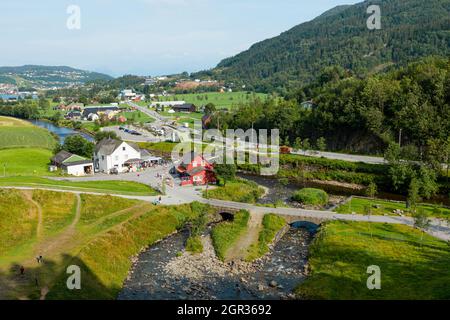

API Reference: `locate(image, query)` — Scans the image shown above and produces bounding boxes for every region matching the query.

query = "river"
[29,119,94,143]
[118,225,313,300]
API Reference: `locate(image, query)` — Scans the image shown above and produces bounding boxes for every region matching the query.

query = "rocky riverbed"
[118,226,312,300]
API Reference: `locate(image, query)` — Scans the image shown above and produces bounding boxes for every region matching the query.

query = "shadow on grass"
[0,254,118,300]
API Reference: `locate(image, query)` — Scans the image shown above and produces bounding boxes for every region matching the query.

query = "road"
[7,167,450,241]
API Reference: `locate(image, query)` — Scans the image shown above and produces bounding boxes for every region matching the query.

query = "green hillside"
[0,116,57,150]
[197,0,450,93]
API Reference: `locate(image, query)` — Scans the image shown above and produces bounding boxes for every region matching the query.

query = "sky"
[0,0,362,77]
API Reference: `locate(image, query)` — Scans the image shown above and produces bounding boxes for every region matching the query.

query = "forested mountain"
[0,65,113,88]
[196,0,450,94]
[209,56,450,159]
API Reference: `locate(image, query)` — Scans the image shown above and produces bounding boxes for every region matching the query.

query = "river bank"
[118,224,313,300]
[29,119,94,143]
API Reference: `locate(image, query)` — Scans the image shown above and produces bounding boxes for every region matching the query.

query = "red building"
[177,152,216,186]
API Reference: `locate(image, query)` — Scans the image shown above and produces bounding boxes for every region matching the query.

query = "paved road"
[4,180,450,241]
[292,150,386,164]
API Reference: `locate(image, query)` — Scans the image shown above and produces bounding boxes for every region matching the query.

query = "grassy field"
[0,148,57,176]
[245,214,286,261]
[292,188,329,206]
[205,179,265,204]
[121,110,155,124]
[0,177,158,196]
[336,197,450,218]
[0,189,211,299]
[296,221,450,299]
[211,210,250,261]
[0,116,57,150]
[165,92,269,109]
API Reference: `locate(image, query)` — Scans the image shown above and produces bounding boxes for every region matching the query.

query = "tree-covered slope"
[198,0,450,93]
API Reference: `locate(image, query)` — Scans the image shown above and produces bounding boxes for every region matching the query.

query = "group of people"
[18,255,44,276]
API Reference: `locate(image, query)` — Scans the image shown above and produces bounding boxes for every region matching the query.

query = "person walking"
[20,266,25,276]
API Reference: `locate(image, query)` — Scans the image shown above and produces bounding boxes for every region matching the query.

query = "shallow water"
[118,227,312,300]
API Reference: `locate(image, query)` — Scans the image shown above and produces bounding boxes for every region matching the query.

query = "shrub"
[292,188,329,206]
[186,236,203,254]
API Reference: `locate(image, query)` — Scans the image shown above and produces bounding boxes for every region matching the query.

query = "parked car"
[110,167,119,175]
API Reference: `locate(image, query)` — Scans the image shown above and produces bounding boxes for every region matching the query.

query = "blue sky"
[0,0,361,76]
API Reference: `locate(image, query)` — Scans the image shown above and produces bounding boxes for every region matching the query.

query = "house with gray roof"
[51,150,94,176]
[93,138,141,174]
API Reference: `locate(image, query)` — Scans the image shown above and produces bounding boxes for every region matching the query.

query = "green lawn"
[0,116,57,150]
[0,176,158,196]
[336,197,450,218]
[0,148,56,176]
[121,111,155,124]
[165,92,269,109]
[205,179,265,204]
[296,221,450,299]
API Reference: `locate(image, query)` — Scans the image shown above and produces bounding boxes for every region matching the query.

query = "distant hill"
[194,0,450,93]
[0,65,113,88]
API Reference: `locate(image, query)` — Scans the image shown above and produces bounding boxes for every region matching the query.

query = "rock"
[258,284,265,291]
[269,280,278,288]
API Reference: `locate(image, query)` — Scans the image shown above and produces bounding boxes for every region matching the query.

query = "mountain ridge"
[195,0,450,94]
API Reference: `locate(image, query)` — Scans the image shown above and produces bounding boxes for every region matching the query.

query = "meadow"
[0,189,210,299]
[336,197,450,218]
[296,221,450,299]
[0,116,56,150]
[0,148,56,176]
[157,91,269,110]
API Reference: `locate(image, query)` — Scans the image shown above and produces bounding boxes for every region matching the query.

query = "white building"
[94,139,141,174]
[51,151,94,176]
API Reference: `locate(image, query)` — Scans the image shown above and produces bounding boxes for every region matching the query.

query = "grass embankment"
[32,190,77,236]
[0,177,158,196]
[0,189,37,258]
[292,188,329,206]
[0,188,212,299]
[296,221,450,299]
[47,202,210,299]
[0,116,56,150]
[246,214,286,261]
[239,153,389,192]
[211,210,250,261]
[336,197,450,218]
[205,179,265,204]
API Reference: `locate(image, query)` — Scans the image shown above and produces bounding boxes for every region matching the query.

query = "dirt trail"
[225,212,263,262]
[22,190,43,240]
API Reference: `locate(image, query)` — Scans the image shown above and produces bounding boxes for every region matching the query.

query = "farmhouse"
[176,151,216,186]
[172,103,197,113]
[94,138,141,174]
[51,150,94,176]
[82,106,120,121]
